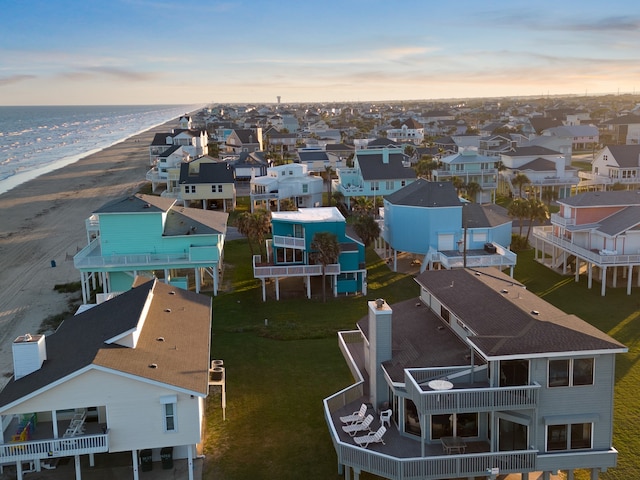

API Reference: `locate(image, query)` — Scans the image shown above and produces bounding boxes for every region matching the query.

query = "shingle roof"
[357,153,416,181]
[596,205,640,236]
[463,203,510,228]
[163,207,228,236]
[506,146,561,156]
[0,280,212,409]
[559,190,640,207]
[517,158,558,171]
[603,113,640,125]
[414,269,626,359]
[605,145,640,168]
[179,161,235,185]
[95,193,175,214]
[298,151,329,162]
[385,179,460,207]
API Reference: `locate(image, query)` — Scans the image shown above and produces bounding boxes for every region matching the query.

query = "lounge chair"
[354,426,386,448]
[341,414,373,436]
[339,403,367,424]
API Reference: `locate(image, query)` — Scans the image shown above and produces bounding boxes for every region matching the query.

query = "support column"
[565,469,575,480]
[590,468,599,480]
[275,278,280,301]
[261,279,266,302]
[613,266,618,287]
[52,410,59,438]
[588,263,593,289]
[164,269,169,283]
[562,251,567,274]
[16,460,22,480]
[187,444,194,480]
[132,450,139,480]
[195,267,201,293]
[306,276,311,298]
[601,266,607,296]
[81,272,88,304]
[520,473,529,480]
[575,257,580,282]
[89,453,95,467]
[629,265,634,295]
[74,454,81,479]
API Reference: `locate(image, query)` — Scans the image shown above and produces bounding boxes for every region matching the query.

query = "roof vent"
[531,310,539,315]
[164,308,171,313]
[149,363,158,369]
[169,291,176,295]
[156,337,165,342]
[144,203,151,208]
[501,289,509,294]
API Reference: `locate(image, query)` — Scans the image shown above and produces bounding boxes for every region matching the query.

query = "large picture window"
[547,423,592,451]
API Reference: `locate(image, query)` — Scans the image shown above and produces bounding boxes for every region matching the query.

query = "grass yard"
[203,241,640,480]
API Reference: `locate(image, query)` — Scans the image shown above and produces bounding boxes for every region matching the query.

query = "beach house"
[178,156,236,211]
[335,147,416,210]
[0,278,215,480]
[578,145,640,190]
[249,163,323,212]
[531,190,640,296]
[73,194,227,303]
[380,179,515,275]
[432,148,499,203]
[253,207,366,301]
[324,268,627,480]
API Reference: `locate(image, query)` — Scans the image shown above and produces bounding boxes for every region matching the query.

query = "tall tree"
[512,173,531,198]
[465,182,483,202]
[414,156,439,180]
[237,209,272,257]
[525,198,549,243]
[507,197,531,237]
[351,196,374,216]
[353,214,381,248]
[321,165,333,206]
[310,232,340,302]
[451,176,465,196]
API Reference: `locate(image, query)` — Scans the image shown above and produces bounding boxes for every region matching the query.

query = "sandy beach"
[0,120,179,389]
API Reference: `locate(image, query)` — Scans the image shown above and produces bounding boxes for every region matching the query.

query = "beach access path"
[0,121,177,389]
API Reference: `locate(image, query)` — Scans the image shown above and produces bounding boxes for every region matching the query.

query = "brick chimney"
[12,334,47,380]
[368,299,392,410]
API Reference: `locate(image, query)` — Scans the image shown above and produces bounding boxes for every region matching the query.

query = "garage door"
[438,234,454,251]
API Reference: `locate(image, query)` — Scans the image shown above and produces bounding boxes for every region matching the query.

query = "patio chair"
[339,403,367,425]
[354,426,387,448]
[341,414,373,436]
[379,409,392,428]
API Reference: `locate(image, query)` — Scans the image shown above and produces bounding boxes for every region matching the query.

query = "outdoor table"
[441,436,466,454]
[428,379,453,390]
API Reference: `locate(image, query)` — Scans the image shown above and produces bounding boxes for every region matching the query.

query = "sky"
[1,0,640,106]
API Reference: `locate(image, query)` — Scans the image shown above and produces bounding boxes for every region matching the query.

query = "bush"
[511,234,529,251]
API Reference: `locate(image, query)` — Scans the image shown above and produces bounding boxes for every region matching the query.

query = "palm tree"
[541,187,558,207]
[525,198,549,243]
[451,176,465,197]
[414,156,439,180]
[512,173,531,198]
[310,232,340,302]
[507,197,531,237]
[236,212,254,255]
[353,214,381,248]
[321,165,333,206]
[351,196,374,216]
[464,181,483,202]
[238,209,272,257]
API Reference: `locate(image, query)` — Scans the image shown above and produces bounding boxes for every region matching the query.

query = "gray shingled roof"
[357,153,417,181]
[605,145,640,168]
[596,206,640,236]
[179,161,235,185]
[0,280,212,410]
[559,190,640,207]
[95,193,175,214]
[414,269,625,359]
[507,146,561,156]
[163,207,228,236]
[463,203,511,228]
[385,179,460,207]
[517,157,557,171]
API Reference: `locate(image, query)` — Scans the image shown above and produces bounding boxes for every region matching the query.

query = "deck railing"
[74,239,219,269]
[272,235,306,249]
[0,432,109,463]
[532,226,640,266]
[252,255,340,278]
[436,246,517,270]
[324,387,537,480]
[550,213,575,227]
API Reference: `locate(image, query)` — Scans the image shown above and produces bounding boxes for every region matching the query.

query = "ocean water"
[0,104,203,195]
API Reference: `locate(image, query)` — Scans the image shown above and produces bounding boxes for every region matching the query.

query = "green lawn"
[203,242,640,480]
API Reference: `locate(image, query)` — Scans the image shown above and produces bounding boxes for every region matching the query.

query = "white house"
[249,163,323,212]
[578,145,640,190]
[0,278,217,480]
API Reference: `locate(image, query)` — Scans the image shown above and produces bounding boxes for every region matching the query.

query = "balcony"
[252,255,340,278]
[435,245,517,270]
[74,239,219,270]
[272,234,306,250]
[550,213,575,227]
[532,226,640,266]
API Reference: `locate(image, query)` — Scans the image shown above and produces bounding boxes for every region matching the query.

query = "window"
[302,184,308,193]
[549,358,594,387]
[385,180,394,190]
[164,403,176,431]
[371,181,379,192]
[401,180,406,187]
[218,185,223,192]
[160,395,177,432]
[440,306,450,324]
[547,423,592,451]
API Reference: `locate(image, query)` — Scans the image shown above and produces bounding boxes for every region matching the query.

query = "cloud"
[77,67,156,81]
[0,74,36,86]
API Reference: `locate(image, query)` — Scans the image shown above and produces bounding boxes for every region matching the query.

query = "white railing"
[74,239,218,269]
[324,386,537,479]
[529,177,579,186]
[550,213,575,227]
[252,255,340,278]
[436,248,517,270]
[250,192,279,201]
[532,226,640,265]
[0,432,109,463]
[272,235,306,249]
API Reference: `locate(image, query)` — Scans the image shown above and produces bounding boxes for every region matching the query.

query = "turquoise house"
[381,179,516,275]
[74,194,228,303]
[253,207,366,301]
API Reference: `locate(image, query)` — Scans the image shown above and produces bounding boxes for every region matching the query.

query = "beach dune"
[0,122,177,388]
